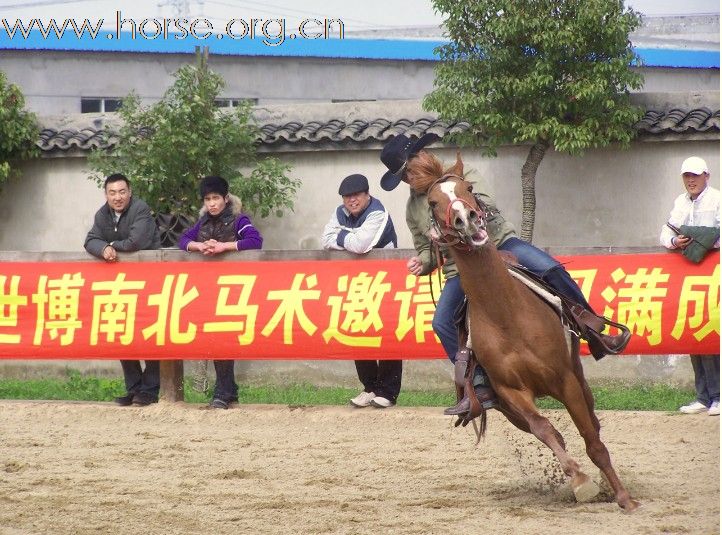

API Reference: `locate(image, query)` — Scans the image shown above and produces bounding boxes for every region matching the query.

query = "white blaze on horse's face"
[439,181,489,247]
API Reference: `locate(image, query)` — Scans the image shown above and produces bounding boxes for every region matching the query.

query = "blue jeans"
[499,237,591,309]
[432,275,465,363]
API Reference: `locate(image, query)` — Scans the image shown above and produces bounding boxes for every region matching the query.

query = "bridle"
[427,173,488,250]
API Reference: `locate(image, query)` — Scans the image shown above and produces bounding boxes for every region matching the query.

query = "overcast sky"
[0,0,719,31]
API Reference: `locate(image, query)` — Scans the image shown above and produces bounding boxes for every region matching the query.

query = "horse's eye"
[466,184,473,193]
[429,201,437,209]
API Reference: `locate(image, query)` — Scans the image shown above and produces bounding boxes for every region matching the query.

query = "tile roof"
[37,96,719,155]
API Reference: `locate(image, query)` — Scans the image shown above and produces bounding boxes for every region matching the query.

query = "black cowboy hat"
[379,133,440,191]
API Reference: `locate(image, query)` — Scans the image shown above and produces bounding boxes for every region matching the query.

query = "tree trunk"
[155,213,195,248]
[520,141,549,243]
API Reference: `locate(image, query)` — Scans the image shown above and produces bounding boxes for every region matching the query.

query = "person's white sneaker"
[707,401,720,416]
[350,391,376,407]
[679,400,708,414]
[370,396,393,408]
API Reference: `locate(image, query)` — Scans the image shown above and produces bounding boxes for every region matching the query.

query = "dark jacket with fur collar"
[178,194,262,251]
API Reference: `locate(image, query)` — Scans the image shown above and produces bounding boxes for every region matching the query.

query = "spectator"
[179,175,263,409]
[84,173,161,407]
[321,173,402,408]
[660,156,720,416]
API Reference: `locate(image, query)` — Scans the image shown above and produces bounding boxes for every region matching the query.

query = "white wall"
[0,138,718,252]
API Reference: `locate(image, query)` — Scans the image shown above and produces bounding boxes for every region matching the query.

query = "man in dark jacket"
[84,173,162,406]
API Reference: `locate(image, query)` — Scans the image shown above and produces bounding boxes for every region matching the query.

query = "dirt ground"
[0,401,718,535]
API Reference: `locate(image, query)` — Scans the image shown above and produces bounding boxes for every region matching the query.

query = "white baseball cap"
[680,156,709,175]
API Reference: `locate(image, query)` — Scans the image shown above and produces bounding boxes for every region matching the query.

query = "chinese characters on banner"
[0,253,718,360]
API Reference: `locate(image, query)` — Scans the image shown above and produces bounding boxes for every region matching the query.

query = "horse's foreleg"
[560,377,640,512]
[496,400,530,433]
[498,400,566,449]
[496,386,594,500]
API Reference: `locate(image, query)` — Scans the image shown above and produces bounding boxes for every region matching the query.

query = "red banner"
[0,252,718,359]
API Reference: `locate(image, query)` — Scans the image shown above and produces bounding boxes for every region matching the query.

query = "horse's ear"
[447,151,464,177]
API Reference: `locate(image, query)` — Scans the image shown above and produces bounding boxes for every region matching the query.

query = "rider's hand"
[407,256,423,276]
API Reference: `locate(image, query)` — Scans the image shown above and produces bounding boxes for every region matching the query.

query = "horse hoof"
[621,498,642,513]
[572,477,600,503]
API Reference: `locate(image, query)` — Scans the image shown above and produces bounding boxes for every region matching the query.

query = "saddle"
[505,262,631,361]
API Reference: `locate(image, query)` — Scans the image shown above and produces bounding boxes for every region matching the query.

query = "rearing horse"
[426,171,640,512]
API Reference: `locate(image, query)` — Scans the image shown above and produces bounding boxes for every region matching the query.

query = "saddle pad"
[507,268,563,315]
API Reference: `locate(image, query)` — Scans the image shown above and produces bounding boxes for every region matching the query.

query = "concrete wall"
[2,50,718,115]
[2,137,717,252]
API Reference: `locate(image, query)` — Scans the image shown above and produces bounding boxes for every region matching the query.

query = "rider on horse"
[379,133,630,417]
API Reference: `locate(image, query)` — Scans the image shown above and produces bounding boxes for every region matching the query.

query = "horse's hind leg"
[570,347,601,435]
[560,375,640,512]
[496,386,595,500]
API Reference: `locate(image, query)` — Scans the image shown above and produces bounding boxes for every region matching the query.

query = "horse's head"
[427,174,489,249]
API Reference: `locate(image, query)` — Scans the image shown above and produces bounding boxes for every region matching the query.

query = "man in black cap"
[321,173,402,408]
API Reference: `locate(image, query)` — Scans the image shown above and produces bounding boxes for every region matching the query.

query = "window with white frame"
[214,98,258,108]
[81,98,123,113]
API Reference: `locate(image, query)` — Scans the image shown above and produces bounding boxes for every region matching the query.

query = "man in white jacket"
[660,156,720,416]
[321,173,402,408]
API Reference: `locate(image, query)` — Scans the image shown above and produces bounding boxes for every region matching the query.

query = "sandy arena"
[0,401,719,535]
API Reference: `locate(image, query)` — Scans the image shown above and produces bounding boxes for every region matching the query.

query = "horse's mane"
[408,150,465,195]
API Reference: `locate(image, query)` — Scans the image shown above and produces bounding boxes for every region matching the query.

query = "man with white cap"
[660,156,720,416]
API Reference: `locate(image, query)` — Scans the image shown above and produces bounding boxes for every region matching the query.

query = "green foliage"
[88,52,298,218]
[0,71,39,190]
[424,0,645,156]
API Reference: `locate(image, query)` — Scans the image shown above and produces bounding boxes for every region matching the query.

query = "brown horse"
[425,171,640,512]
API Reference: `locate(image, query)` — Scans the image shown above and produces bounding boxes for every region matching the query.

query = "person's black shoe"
[132,392,158,406]
[114,393,135,406]
[210,398,229,409]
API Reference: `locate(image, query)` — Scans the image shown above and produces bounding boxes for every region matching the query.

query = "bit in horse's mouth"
[470,230,489,246]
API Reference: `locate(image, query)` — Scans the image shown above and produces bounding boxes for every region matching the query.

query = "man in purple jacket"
[179,175,263,409]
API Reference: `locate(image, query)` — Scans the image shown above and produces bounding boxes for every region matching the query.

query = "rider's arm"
[406,193,437,275]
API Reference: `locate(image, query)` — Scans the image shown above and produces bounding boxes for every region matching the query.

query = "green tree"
[425,0,644,242]
[88,49,298,229]
[0,71,38,190]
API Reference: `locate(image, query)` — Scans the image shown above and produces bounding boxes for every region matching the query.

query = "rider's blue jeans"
[431,238,592,363]
[499,237,591,309]
[432,274,465,362]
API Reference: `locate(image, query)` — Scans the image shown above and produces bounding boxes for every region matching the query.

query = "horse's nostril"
[454,217,463,228]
